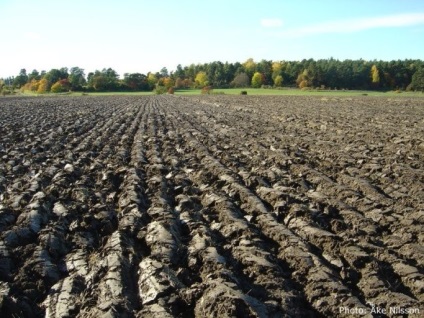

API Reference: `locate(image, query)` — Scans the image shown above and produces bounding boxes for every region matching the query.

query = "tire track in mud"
[0,95,423,317]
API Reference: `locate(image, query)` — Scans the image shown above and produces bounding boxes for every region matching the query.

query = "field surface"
[0,95,423,317]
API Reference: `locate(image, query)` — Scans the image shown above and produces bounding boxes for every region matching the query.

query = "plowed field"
[0,95,423,317]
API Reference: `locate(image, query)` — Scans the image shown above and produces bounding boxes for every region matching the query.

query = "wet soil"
[0,95,423,317]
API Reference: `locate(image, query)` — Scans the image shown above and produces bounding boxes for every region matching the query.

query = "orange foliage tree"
[163,77,175,89]
[37,79,49,93]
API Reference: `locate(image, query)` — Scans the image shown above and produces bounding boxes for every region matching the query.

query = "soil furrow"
[0,95,423,317]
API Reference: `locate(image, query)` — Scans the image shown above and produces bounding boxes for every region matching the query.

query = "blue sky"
[1,0,424,78]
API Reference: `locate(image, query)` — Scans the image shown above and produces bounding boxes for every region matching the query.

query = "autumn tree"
[272,61,283,81]
[274,75,283,87]
[51,79,71,93]
[0,80,4,95]
[147,73,157,90]
[37,78,49,93]
[29,79,40,92]
[195,71,208,88]
[296,69,312,88]
[231,72,249,87]
[243,58,256,79]
[175,77,184,88]
[251,72,263,88]
[370,64,380,88]
[163,77,175,89]
[201,86,213,94]
[183,78,193,88]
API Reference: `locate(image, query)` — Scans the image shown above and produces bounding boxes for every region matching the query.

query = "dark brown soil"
[0,95,423,317]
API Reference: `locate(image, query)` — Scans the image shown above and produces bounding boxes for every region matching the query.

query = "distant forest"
[2,58,424,94]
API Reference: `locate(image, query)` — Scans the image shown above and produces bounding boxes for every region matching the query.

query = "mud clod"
[0,95,423,317]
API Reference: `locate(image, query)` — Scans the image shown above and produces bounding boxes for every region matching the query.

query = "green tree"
[185,64,197,80]
[223,62,237,85]
[174,64,185,78]
[154,85,167,94]
[68,67,86,90]
[91,75,106,91]
[251,72,263,88]
[160,67,169,77]
[13,69,28,87]
[410,67,424,91]
[28,69,40,82]
[87,68,119,91]
[44,68,68,87]
[256,59,272,85]
[123,73,148,91]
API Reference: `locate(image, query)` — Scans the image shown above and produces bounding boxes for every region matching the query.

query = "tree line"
[2,58,424,94]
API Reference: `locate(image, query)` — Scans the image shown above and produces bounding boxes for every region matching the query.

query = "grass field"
[175,88,424,97]
[16,88,424,97]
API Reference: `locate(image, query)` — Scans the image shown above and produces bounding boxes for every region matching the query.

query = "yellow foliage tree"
[274,75,283,87]
[50,80,69,93]
[272,61,283,80]
[147,73,157,89]
[243,58,256,78]
[163,77,175,89]
[371,64,380,84]
[29,79,40,92]
[251,72,263,88]
[296,69,311,88]
[37,78,49,93]
[195,71,208,88]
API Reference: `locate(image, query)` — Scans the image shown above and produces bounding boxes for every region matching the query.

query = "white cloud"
[278,13,424,38]
[261,18,283,28]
